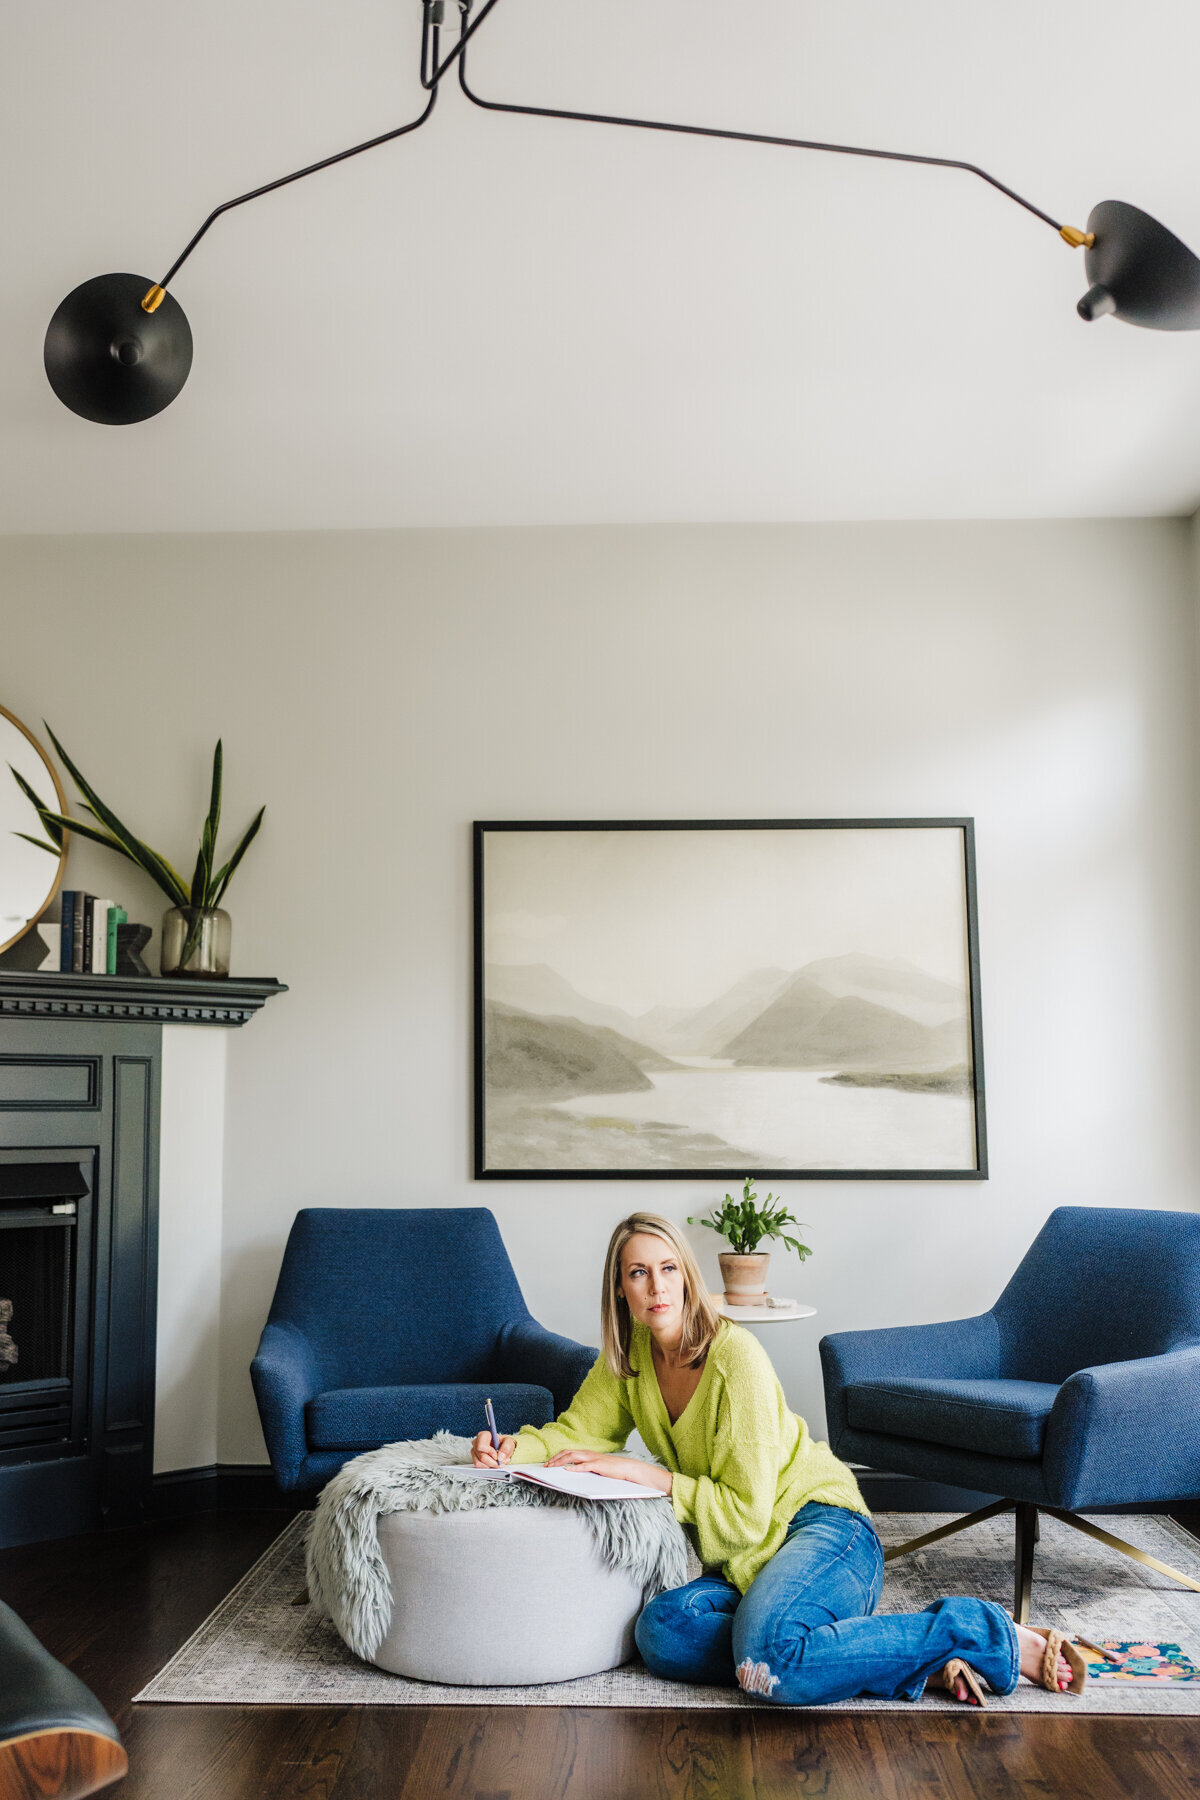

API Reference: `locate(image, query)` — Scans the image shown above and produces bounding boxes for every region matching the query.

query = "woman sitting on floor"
[472,1210,1082,1708]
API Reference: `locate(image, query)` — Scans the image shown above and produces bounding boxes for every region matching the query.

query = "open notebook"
[453,1463,662,1501]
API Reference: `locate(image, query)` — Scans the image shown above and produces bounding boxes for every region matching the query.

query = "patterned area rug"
[135,1511,1200,1712]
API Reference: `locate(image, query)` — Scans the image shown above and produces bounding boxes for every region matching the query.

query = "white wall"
[156,1026,226,1471]
[1,520,1197,1470]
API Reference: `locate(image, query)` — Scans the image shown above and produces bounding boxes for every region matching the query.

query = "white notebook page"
[514,1465,662,1500]
[450,1463,661,1500]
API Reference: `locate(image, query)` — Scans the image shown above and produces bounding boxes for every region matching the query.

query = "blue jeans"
[635,1502,1020,1705]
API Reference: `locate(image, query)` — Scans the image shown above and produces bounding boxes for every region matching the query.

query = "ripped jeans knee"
[736,1657,782,1697]
[731,1613,822,1705]
[732,1618,812,1703]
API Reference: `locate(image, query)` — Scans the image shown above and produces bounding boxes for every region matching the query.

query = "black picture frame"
[474,818,987,1181]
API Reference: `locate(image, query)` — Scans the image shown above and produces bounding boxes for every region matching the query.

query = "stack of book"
[57,892,129,974]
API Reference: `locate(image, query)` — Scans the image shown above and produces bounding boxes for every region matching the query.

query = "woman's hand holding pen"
[471,1431,516,1467]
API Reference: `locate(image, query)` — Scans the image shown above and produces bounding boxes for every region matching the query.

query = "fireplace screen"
[0,1230,71,1384]
[0,1163,87,1390]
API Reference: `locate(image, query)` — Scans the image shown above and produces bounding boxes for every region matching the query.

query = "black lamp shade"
[1077,201,1200,330]
[44,273,193,424]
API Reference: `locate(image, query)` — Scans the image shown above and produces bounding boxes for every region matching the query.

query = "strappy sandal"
[1027,1626,1088,1696]
[941,1658,987,1707]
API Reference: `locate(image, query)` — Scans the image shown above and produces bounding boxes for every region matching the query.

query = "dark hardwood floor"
[2,1510,1200,1800]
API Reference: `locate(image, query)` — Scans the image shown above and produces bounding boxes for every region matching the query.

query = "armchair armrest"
[250,1319,321,1492]
[1043,1344,1200,1508]
[494,1317,597,1415]
[820,1313,1000,1453]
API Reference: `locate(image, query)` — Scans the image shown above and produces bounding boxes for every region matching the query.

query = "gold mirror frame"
[0,704,68,956]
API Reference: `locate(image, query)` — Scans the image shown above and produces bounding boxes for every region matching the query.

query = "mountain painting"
[474,821,986,1178]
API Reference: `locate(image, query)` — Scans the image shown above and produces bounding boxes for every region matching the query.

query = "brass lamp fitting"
[141,284,166,314]
[1060,225,1095,250]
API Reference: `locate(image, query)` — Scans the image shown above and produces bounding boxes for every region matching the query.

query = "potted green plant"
[27,730,264,978]
[689,1178,812,1306]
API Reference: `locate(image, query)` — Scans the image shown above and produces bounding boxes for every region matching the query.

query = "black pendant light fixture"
[44,0,1200,425]
[44,274,193,425]
[1076,201,1200,328]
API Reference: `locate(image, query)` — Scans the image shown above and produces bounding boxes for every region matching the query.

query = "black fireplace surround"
[0,1027,159,1546]
[0,972,284,1548]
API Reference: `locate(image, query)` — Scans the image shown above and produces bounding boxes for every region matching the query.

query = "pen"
[1074,1635,1123,1664]
[484,1396,500,1453]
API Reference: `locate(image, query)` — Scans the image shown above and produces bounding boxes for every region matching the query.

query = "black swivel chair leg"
[1014,1503,1038,1623]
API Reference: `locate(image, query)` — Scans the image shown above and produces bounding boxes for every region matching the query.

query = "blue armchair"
[820,1205,1200,1619]
[251,1207,596,1496]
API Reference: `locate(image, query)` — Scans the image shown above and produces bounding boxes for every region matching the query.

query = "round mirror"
[0,706,66,954]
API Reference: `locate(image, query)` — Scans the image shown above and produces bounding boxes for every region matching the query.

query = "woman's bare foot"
[1015,1624,1071,1689]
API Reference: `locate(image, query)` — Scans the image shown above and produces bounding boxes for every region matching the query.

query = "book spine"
[92,902,110,974]
[72,894,89,973]
[80,896,94,975]
[59,892,76,970]
[106,905,124,975]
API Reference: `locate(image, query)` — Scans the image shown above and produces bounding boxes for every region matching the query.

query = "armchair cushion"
[844,1376,1059,1461]
[306,1382,555,1451]
[820,1313,1000,1451]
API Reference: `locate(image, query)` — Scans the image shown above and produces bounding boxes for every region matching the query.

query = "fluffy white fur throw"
[305,1432,690,1661]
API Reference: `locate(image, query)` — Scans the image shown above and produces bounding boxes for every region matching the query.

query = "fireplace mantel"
[0,972,287,1027]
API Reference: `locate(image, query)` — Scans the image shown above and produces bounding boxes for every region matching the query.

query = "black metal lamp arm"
[453,1,1074,241]
[147,86,438,301]
[145,0,520,307]
[143,0,468,308]
[144,0,1085,315]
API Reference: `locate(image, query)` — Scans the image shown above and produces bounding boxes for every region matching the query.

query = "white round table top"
[713,1296,817,1323]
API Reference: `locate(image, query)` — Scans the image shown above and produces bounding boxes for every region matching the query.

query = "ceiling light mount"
[43,0,1200,426]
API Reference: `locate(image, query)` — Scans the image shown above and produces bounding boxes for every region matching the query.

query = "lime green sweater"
[512,1319,869,1593]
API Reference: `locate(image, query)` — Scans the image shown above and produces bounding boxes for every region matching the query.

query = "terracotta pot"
[718,1251,771,1305]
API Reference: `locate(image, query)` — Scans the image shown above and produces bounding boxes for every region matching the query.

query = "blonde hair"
[601,1212,722,1379]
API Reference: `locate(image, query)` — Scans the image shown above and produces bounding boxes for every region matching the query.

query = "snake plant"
[9,766,63,857]
[21,728,264,916]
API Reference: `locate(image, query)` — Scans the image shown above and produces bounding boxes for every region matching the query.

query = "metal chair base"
[883,1499,1200,1623]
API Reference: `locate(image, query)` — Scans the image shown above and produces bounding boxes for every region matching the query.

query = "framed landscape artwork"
[474,819,987,1180]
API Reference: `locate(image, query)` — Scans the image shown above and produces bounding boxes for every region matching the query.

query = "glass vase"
[160,906,231,978]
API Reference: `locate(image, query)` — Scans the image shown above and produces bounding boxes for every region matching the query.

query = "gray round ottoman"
[372,1505,646,1685]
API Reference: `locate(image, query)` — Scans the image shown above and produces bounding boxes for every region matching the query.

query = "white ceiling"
[4,0,1200,531]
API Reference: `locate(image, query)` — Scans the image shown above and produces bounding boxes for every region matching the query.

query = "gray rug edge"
[133,1512,1200,1714]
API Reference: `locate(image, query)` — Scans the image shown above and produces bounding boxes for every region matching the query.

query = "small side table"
[712,1297,817,1323]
